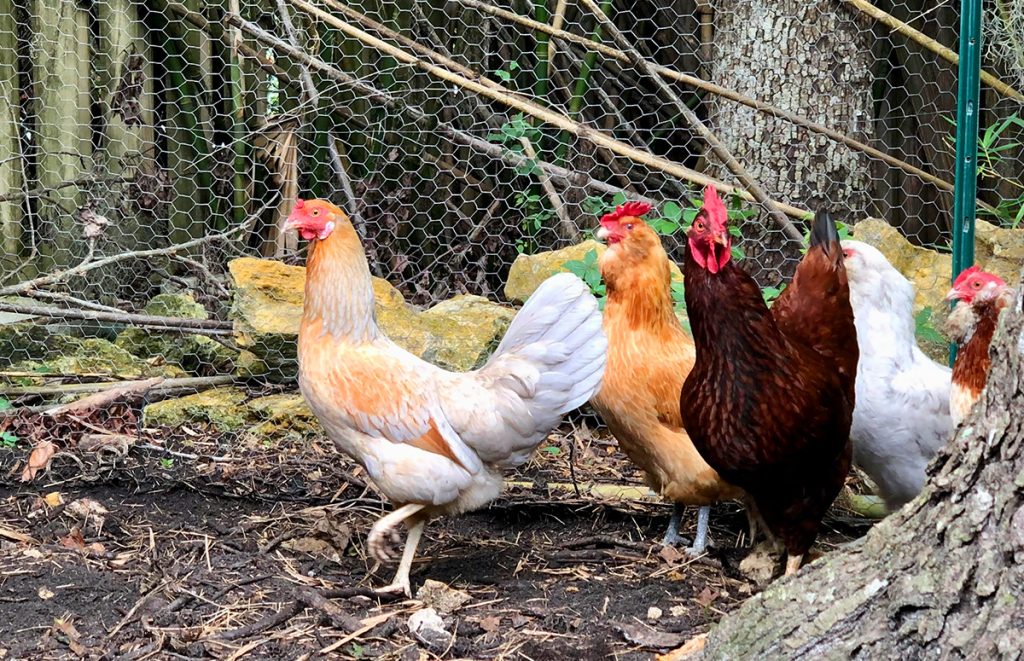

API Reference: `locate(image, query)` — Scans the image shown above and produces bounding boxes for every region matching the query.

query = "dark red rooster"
[679,186,858,576]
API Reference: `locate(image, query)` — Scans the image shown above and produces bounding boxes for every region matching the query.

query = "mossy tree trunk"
[705,1,874,284]
[700,270,1024,659]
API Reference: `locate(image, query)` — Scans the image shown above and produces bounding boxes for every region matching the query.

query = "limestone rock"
[246,393,321,438]
[853,218,1023,313]
[116,293,236,375]
[851,218,1023,360]
[11,337,184,382]
[142,386,250,430]
[420,295,514,371]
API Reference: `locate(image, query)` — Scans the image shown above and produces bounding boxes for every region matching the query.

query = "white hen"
[841,240,953,510]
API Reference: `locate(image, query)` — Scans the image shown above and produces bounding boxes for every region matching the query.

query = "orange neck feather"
[301,225,380,342]
[603,259,679,336]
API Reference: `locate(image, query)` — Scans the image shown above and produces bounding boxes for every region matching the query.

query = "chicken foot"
[368,503,427,597]
[784,553,804,576]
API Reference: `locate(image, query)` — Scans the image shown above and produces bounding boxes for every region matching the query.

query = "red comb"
[601,201,653,225]
[295,198,305,209]
[703,184,726,215]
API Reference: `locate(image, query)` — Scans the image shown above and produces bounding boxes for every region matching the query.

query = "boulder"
[228,258,515,378]
[10,337,185,382]
[141,388,324,440]
[246,393,321,439]
[504,239,684,303]
[116,293,236,375]
[142,386,251,430]
[420,295,514,370]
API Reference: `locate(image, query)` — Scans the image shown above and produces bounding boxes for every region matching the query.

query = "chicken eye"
[842,249,852,258]
[972,280,982,288]
[625,223,634,230]
[311,209,320,217]
[694,220,705,231]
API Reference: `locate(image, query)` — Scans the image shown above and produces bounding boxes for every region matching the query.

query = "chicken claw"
[366,504,427,597]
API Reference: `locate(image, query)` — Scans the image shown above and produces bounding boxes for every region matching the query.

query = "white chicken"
[840,240,953,510]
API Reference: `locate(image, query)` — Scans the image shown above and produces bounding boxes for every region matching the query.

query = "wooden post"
[0,5,22,271]
[95,0,156,255]
[32,0,93,269]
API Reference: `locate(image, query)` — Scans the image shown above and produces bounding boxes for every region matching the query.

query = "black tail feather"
[810,210,839,258]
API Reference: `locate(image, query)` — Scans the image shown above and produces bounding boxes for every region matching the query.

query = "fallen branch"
[274,0,360,224]
[331,0,577,239]
[580,0,801,242]
[210,588,361,642]
[225,13,659,208]
[453,0,988,208]
[1,375,236,397]
[0,302,233,334]
[0,175,130,204]
[45,377,166,417]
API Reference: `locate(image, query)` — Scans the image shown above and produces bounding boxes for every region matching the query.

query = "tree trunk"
[705,1,873,284]
[697,268,1024,659]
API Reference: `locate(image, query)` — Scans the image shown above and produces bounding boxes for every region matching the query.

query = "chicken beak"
[282,215,298,233]
[944,287,960,303]
[596,227,610,242]
[712,233,729,247]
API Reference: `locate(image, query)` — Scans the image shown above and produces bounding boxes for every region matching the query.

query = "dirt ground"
[0,404,874,660]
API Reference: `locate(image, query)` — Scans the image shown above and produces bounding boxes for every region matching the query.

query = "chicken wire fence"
[1,0,1022,405]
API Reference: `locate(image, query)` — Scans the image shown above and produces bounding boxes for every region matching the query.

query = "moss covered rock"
[246,393,321,439]
[116,293,236,375]
[10,337,184,382]
[142,386,251,430]
[421,295,515,370]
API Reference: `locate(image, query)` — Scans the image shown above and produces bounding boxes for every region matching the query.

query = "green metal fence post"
[950,0,984,365]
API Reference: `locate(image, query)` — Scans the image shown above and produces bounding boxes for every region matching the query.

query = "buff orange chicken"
[286,199,607,595]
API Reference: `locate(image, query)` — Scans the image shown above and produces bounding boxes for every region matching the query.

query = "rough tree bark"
[698,270,1024,659]
[706,1,873,283]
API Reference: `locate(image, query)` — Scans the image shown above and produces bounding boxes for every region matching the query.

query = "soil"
[0,409,873,660]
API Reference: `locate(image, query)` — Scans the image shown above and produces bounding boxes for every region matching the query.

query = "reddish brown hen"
[679,186,858,576]
[945,266,1013,426]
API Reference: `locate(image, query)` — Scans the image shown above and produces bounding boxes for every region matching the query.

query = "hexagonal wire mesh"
[0,1,1021,414]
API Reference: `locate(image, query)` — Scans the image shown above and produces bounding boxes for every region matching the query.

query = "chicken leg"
[784,554,804,576]
[662,503,689,547]
[687,505,711,556]
[368,503,426,597]
[662,504,712,555]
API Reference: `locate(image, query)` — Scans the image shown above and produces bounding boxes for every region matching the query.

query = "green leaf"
[915,307,947,345]
[0,398,11,413]
[508,61,521,71]
[0,431,16,448]
[653,219,679,235]
[542,445,561,456]
[516,160,540,176]
[612,191,627,206]
[662,201,682,222]
[495,69,511,82]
